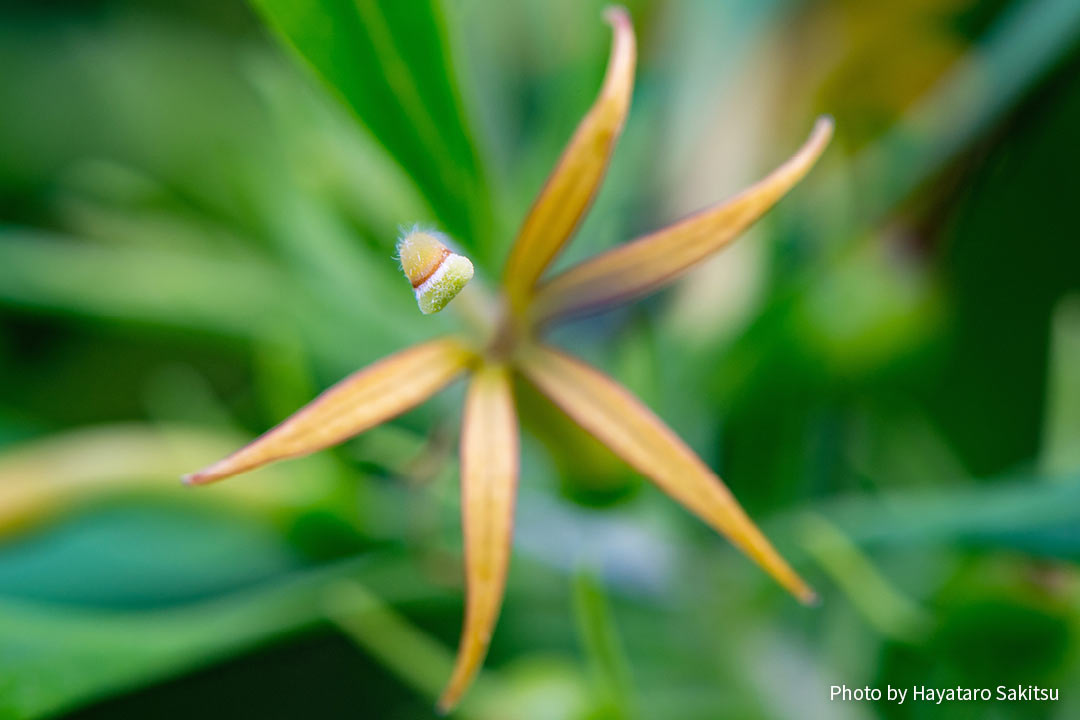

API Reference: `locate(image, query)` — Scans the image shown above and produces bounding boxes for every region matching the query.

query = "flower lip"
[397,228,475,314]
[415,253,475,315]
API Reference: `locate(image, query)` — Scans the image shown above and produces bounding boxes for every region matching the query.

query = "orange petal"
[438,363,519,712]
[519,344,815,603]
[184,338,475,485]
[532,117,834,323]
[501,6,636,312]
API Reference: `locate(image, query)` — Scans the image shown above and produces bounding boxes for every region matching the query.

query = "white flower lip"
[414,252,474,314]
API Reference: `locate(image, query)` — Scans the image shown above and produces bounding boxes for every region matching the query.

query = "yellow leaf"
[0,424,325,535]
[532,117,834,323]
[439,363,519,712]
[501,6,636,312]
[184,338,475,485]
[519,344,815,603]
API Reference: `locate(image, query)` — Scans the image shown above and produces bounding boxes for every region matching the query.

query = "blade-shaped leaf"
[248,0,490,247]
[0,229,422,371]
[0,558,369,720]
[326,580,503,713]
[439,363,518,712]
[0,425,331,537]
[184,338,475,485]
[502,7,636,311]
[0,229,285,339]
[519,345,814,603]
[532,117,833,323]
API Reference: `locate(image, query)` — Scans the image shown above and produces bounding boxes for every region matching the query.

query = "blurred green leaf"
[799,513,932,641]
[0,503,301,609]
[0,558,367,719]
[856,0,1080,219]
[781,474,1080,557]
[0,229,286,340]
[1042,296,1080,476]
[325,580,488,713]
[571,569,634,719]
[0,423,337,537]
[0,228,433,374]
[244,53,433,250]
[249,0,491,254]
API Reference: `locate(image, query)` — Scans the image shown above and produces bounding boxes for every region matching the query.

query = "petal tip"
[182,460,234,486]
[500,2,636,305]
[181,468,216,486]
[798,586,821,607]
[813,114,835,142]
[603,5,631,28]
[434,695,455,715]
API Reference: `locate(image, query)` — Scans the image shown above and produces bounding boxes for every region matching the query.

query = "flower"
[184,6,832,711]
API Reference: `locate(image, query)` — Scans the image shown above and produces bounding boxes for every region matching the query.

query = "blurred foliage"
[1,0,1080,718]
[248,0,493,261]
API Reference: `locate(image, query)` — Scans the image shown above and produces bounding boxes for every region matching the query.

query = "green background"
[1,0,1079,717]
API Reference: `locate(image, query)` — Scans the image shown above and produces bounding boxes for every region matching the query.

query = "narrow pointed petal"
[532,117,834,323]
[519,345,815,603]
[184,338,475,485]
[502,7,636,311]
[438,364,519,712]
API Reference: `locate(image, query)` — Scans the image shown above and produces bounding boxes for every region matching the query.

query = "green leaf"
[249,0,491,253]
[0,504,301,609]
[325,580,460,704]
[0,558,367,719]
[1042,296,1080,475]
[0,423,337,539]
[855,0,1080,220]
[0,229,286,340]
[798,513,932,641]
[571,569,634,719]
[779,474,1080,557]
[0,229,429,372]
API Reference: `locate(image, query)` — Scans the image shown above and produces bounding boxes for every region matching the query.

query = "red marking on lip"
[411,248,452,288]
